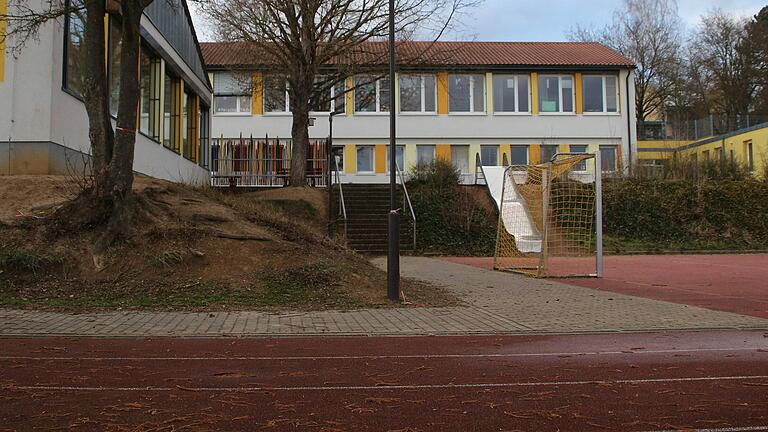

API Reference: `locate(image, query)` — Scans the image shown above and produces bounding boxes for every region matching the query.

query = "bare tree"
[2,0,155,265]
[690,9,756,119]
[569,0,683,122]
[196,0,479,186]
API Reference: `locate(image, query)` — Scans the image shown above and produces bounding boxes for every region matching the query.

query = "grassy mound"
[0,177,457,311]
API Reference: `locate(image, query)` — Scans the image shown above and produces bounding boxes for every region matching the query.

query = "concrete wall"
[0,3,209,185]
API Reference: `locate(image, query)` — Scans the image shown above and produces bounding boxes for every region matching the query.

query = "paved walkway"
[0,257,766,337]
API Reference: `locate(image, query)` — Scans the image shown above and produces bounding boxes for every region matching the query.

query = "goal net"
[493,152,603,278]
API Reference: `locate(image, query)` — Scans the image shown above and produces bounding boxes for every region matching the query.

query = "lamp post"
[387,0,400,302]
[327,108,343,237]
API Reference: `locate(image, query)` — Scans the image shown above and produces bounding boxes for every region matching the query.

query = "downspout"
[625,71,633,174]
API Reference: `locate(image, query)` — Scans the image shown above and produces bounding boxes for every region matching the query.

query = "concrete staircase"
[331,184,415,255]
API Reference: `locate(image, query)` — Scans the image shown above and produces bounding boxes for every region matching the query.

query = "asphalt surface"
[1,331,767,431]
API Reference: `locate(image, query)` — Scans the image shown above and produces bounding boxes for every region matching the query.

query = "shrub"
[407,160,497,255]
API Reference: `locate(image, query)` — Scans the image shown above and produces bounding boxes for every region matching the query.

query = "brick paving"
[0,257,765,337]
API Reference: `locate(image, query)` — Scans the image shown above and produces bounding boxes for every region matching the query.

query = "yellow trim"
[485,73,494,115]
[0,0,6,82]
[404,143,417,171]
[375,144,387,173]
[437,72,449,115]
[529,144,541,164]
[530,73,539,115]
[435,144,451,161]
[500,144,511,165]
[559,144,569,154]
[574,73,583,114]
[344,144,356,174]
[468,144,481,173]
[345,76,354,115]
[616,144,623,169]
[252,72,263,115]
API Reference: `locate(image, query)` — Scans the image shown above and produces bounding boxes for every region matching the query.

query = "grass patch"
[0,245,59,274]
[259,262,363,309]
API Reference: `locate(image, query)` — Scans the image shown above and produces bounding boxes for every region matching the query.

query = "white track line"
[7,375,768,392]
[0,347,764,361]
[641,427,768,432]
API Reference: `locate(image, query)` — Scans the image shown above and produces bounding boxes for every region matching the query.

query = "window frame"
[448,73,486,114]
[263,74,291,114]
[538,74,575,115]
[416,145,436,166]
[356,145,376,173]
[492,74,531,115]
[480,145,499,166]
[599,145,619,173]
[510,145,529,165]
[386,145,406,173]
[398,74,437,114]
[582,74,619,115]
[570,144,589,171]
[540,144,559,163]
[213,71,253,116]
[451,145,470,174]
[62,0,87,100]
[354,75,390,114]
[310,78,347,115]
[138,43,162,144]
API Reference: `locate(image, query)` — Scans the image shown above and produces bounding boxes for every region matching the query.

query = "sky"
[190,0,767,42]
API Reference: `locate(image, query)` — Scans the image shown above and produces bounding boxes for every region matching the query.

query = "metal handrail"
[333,156,347,238]
[395,162,417,250]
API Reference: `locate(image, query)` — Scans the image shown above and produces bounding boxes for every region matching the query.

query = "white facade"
[0,1,210,185]
[208,67,637,184]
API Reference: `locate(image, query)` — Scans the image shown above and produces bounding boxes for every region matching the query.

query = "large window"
[264,75,289,113]
[540,145,558,162]
[571,144,588,170]
[510,146,528,165]
[417,145,435,165]
[399,74,436,113]
[163,73,173,149]
[480,145,498,166]
[213,72,252,114]
[199,107,210,167]
[356,145,375,172]
[493,75,529,113]
[600,145,618,172]
[583,75,618,113]
[354,75,390,113]
[312,78,346,114]
[63,0,87,97]
[539,75,573,113]
[182,90,190,158]
[386,145,406,172]
[449,74,485,113]
[451,146,469,173]
[139,45,161,141]
[746,141,754,172]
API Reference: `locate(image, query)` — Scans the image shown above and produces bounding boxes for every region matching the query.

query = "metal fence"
[211,136,329,187]
[638,115,768,141]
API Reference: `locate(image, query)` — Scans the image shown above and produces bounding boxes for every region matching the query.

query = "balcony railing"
[638,114,768,142]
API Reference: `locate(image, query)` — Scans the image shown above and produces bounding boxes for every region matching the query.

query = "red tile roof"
[201,41,635,69]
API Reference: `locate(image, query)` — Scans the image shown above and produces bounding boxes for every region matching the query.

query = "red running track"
[1,331,767,431]
[442,255,768,319]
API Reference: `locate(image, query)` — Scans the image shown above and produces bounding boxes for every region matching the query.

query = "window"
[493,75,530,113]
[417,145,435,165]
[356,145,374,172]
[139,45,161,141]
[199,107,210,167]
[354,75,390,113]
[213,72,252,114]
[540,145,558,162]
[107,19,123,117]
[539,75,573,113]
[449,74,485,113]
[312,78,346,114]
[600,145,618,172]
[163,73,173,149]
[63,0,86,97]
[583,75,618,113]
[511,146,528,165]
[571,145,588,170]
[746,141,754,172]
[399,74,436,113]
[331,146,344,172]
[264,75,289,113]
[480,145,498,166]
[182,90,190,158]
[451,146,469,173]
[386,145,406,172]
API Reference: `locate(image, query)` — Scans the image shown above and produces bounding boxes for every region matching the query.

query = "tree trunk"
[290,82,311,187]
[82,0,113,179]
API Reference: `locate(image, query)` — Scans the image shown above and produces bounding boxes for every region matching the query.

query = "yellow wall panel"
[575,73,583,114]
[559,144,569,154]
[375,144,387,173]
[530,73,539,115]
[500,144,511,165]
[344,144,356,174]
[436,144,451,161]
[345,76,354,115]
[468,144,481,172]
[485,73,493,115]
[252,72,263,115]
[404,144,417,171]
[529,144,541,164]
[437,72,449,115]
